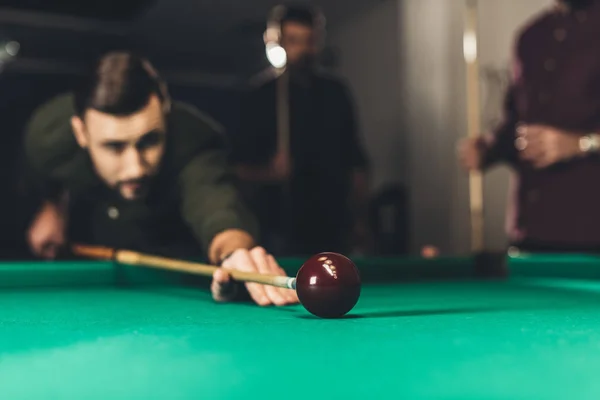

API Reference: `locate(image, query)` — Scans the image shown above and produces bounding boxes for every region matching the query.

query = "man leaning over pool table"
[18,50,298,307]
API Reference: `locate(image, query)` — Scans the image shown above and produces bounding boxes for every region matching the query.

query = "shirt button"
[107,207,119,219]
[544,58,556,71]
[554,28,567,41]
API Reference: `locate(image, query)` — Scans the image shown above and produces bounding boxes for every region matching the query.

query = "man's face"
[72,94,166,200]
[280,21,318,69]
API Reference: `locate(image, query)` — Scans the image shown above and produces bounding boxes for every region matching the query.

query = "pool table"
[2,253,600,399]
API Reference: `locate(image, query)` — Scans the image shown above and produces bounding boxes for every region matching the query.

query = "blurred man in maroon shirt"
[459,0,600,253]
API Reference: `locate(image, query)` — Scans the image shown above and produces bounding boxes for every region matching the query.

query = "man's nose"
[121,148,145,179]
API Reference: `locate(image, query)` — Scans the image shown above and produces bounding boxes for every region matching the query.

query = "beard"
[116,176,151,200]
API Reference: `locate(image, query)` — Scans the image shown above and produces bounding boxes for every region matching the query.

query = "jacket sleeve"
[175,107,260,253]
[19,93,80,204]
[480,83,520,168]
[479,42,523,169]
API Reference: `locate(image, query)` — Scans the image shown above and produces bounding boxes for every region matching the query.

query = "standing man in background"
[232,4,370,256]
[459,0,600,253]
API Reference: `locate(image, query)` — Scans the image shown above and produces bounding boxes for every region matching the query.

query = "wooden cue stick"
[276,67,292,236]
[464,0,485,252]
[276,68,290,168]
[71,244,296,290]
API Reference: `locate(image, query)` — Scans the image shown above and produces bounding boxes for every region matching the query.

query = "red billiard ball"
[295,252,361,318]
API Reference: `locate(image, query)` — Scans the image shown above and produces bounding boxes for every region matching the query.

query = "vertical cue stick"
[276,67,292,237]
[276,68,291,167]
[463,0,484,252]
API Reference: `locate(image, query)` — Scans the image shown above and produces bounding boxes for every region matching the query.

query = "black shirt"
[232,70,368,252]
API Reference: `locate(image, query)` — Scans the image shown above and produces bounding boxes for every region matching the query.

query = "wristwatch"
[579,133,600,153]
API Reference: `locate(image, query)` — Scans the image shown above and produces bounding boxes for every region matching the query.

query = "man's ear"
[71,116,88,148]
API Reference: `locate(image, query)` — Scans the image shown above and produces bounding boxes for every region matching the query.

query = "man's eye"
[104,143,125,153]
[137,132,162,150]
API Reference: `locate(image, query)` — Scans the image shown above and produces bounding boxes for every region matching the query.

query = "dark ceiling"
[0,0,374,83]
[0,0,155,21]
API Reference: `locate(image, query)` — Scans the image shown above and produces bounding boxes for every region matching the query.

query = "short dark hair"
[74,51,166,117]
[278,5,319,30]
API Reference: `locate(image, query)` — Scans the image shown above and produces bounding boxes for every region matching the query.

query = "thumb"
[211,268,237,302]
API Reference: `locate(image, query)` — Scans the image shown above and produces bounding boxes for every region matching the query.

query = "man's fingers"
[35,240,61,259]
[39,243,58,260]
[255,251,293,306]
[520,141,545,162]
[246,283,270,306]
[250,248,288,306]
[268,255,299,303]
[213,268,231,284]
[456,139,481,171]
[212,269,269,306]
[533,154,554,169]
[220,247,299,306]
[223,250,271,306]
[211,269,237,302]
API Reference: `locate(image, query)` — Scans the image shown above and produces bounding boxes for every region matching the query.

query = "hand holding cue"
[71,244,297,290]
[72,244,363,318]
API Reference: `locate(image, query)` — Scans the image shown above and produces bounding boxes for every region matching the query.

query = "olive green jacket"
[22,93,258,257]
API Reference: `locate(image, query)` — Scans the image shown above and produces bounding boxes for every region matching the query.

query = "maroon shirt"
[482,1,600,250]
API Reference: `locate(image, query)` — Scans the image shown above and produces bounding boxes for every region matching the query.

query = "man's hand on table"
[211,246,299,306]
[516,124,585,168]
[27,201,66,259]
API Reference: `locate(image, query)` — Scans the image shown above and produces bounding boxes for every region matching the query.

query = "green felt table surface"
[2,254,600,399]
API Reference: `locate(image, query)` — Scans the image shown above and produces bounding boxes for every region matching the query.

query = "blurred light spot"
[6,41,20,57]
[463,31,477,63]
[266,43,286,68]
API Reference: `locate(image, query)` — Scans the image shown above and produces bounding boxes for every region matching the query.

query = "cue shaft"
[463,0,485,252]
[72,245,296,290]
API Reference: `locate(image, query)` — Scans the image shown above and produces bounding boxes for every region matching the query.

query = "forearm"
[208,229,256,264]
[18,159,67,206]
[19,173,69,228]
[479,82,520,168]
